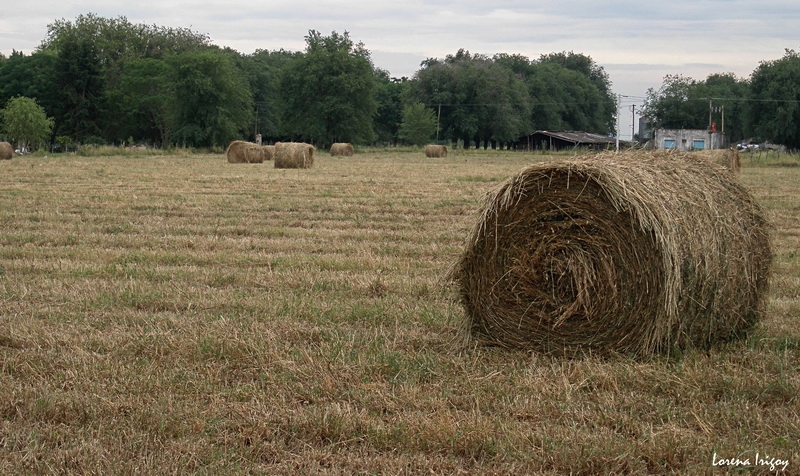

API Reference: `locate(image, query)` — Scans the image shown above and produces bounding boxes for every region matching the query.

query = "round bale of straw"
[450,150,771,357]
[330,142,354,156]
[226,140,264,163]
[694,148,741,174]
[0,141,13,160]
[274,142,315,169]
[262,145,276,161]
[425,144,448,158]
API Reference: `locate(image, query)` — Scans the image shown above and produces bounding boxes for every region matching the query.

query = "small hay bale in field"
[425,144,448,158]
[274,142,315,169]
[330,142,354,156]
[226,140,264,163]
[449,150,771,357]
[694,148,741,174]
[0,141,12,160]
[262,145,276,161]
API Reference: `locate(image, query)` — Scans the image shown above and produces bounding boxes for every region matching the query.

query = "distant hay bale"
[330,143,354,156]
[274,142,315,169]
[694,148,741,173]
[0,142,12,160]
[262,145,276,161]
[450,150,771,357]
[226,140,264,163]
[425,144,448,158]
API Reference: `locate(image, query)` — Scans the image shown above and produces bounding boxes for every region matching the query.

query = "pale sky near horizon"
[1,1,798,139]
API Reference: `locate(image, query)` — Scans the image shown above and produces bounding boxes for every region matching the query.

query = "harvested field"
[0,149,797,474]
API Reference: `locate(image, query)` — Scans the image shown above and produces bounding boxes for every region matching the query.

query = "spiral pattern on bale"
[450,151,771,357]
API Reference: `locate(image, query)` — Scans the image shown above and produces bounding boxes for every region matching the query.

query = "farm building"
[653,128,729,151]
[518,130,630,151]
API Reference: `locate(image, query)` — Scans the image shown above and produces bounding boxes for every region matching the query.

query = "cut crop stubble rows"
[1,150,798,474]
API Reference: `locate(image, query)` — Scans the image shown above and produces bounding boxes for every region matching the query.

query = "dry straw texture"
[262,145,276,161]
[330,143,355,156]
[450,150,772,357]
[0,141,13,160]
[274,142,315,169]
[694,148,741,173]
[226,140,264,163]
[425,144,448,158]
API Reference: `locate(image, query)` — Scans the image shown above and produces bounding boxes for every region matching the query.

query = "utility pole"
[616,94,621,152]
[436,103,441,142]
[630,104,636,142]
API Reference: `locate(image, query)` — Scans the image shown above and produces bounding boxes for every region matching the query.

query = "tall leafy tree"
[241,48,301,142]
[643,73,749,141]
[53,34,105,142]
[0,50,59,119]
[279,30,378,146]
[747,49,800,148]
[41,13,213,144]
[167,48,253,147]
[118,58,174,147]
[373,70,408,146]
[398,103,437,146]
[525,62,610,134]
[538,51,616,133]
[1,96,55,151]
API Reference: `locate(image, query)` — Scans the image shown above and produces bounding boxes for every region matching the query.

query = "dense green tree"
[53,34,105,142]
[279,30,378,146]
[398,103,437,146]
[747,49,800,148]
[373,70,408,146]
[242,48,301,142]
[538,51,615,132]
[643,73,749,141]
[0,51,59,118]
[41,13,213,145]
[525,62,611,134]
[1,96,55,151]
[167,48,254,147]
[118,58,174,147]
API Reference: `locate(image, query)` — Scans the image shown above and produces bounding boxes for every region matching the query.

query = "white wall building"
[654,129,728,151]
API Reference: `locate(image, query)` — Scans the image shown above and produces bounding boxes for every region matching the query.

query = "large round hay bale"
[262,145,276,161]
[0,141,12,160]
[274,142,315,169]
[693,148,741,173]
[226,140,264,163]
[425,144,448,158]
[450,150,771,357]
[330,143,354,156]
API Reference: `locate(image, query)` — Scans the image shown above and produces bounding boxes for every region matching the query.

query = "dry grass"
[693,148,742,173]
[0,149,797,474]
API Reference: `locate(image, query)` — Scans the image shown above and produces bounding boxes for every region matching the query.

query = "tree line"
[2,14,798,151]
[643,48,800,149]
[0,14,617,152]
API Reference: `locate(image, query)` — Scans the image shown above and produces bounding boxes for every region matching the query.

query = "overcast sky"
[2,1,798,138]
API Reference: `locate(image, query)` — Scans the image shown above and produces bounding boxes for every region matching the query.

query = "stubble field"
[1,149,798,474]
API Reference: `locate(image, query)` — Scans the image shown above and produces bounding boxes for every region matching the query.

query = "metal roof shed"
[519,130,626,151]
